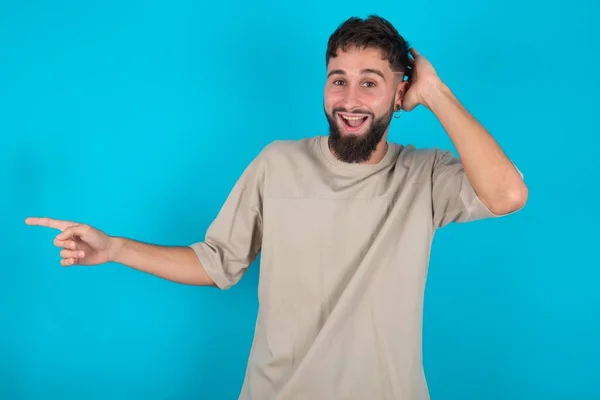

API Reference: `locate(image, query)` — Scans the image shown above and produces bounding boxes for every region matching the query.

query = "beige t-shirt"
[191,135,509,399]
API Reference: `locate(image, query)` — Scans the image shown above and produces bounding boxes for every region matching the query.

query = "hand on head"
[401,48,442,112]
[25,217,114,266]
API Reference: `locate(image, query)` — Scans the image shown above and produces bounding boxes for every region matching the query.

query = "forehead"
[327,46,392,74]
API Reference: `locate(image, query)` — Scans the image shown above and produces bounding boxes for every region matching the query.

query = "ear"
[394,80,409,109]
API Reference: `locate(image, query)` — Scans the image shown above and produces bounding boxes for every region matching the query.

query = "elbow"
[511,181,529,210]
[488,182,528,215]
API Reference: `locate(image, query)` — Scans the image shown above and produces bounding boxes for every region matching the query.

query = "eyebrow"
[327,68,387,81]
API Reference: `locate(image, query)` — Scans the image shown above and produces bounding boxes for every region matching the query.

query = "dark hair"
[326,15,412,80]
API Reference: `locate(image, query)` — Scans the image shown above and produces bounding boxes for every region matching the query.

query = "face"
[324,46,406,163]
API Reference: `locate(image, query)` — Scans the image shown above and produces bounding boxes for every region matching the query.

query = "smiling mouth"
[337,113,370,133]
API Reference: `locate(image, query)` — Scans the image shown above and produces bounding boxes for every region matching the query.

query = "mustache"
[332,107,374,117]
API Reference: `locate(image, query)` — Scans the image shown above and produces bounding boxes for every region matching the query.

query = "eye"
[333,79,345,86]
[362,81,376,88]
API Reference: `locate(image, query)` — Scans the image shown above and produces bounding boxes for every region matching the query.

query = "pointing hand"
[25,217,117,266]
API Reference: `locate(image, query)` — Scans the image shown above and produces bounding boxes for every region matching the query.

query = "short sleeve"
[432,149,499,228]
[189,149,266,289]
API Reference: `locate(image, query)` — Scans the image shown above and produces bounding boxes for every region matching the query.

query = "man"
[26,15,527,400]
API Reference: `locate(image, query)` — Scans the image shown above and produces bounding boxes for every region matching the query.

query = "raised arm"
[401,48,528,216]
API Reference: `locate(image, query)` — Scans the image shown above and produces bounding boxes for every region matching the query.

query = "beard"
[324,100,395,164]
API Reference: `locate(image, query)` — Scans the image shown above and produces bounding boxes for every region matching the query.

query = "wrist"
[420,78,451,110]
[108,236,126,263]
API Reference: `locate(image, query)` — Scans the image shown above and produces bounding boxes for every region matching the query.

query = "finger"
[54,238,77,250]
[60,249,85,259]
[25,217,77,231]
[409,48,420,58]
[60,257,77,267]
[56,224,90,241]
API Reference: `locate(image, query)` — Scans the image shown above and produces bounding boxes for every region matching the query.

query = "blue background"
[2,0,599,398]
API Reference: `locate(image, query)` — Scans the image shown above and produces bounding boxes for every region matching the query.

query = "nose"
[341,85,363,111]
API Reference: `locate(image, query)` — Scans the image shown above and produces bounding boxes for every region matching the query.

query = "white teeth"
[341,115,366,120]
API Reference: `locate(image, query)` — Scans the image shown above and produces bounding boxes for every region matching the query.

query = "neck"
[360,136,389,164]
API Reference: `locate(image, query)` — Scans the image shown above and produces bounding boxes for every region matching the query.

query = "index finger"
[25,217,77,231]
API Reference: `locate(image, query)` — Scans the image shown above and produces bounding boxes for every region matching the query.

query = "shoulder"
[389,143,462,185]
[254,136,321,164]
[260,136,319,154]
[394,143,454,168]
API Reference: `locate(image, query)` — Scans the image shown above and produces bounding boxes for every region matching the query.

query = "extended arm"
[25,217,215,286]
[110,237,215,286]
